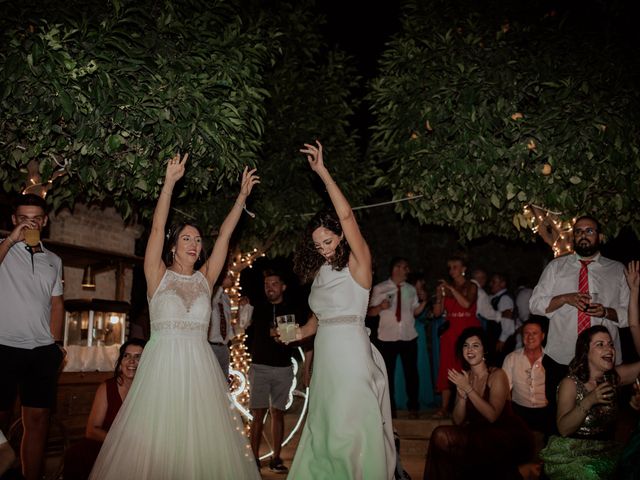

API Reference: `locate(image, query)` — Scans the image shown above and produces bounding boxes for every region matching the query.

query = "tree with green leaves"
[1,0,364,253]
[368,0,640,241]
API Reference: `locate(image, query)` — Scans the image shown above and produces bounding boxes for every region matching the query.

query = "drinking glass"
[276,314,297,343]
[23,228,40,247]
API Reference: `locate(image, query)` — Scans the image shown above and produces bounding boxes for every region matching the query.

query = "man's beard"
[573,240,599,257]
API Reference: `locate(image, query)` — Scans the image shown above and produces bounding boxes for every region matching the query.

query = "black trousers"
[542,355,569,435]
[378,338,419,412]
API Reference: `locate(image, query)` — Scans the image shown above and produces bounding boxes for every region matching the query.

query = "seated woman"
[424,326,533,480]
[64,339,146,480]
[541,324,640,479]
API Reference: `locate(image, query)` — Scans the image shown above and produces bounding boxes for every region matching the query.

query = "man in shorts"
[0,194,65,480]
[246,270,299,474]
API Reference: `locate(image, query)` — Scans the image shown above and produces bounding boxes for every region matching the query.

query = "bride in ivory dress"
[288,141,396,480]
[90,153,260,480]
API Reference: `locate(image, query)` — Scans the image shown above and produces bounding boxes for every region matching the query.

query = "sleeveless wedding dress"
[288,265,396,479]
[90,270,259,480]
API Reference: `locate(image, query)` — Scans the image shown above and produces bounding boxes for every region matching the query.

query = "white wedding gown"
[288,265,396,479]
[90,270,259,480]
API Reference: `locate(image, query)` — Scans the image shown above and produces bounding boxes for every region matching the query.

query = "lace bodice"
[149,270,211,336]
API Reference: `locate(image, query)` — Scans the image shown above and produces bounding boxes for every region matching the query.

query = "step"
[393,418,451,439]
[398,435,429,456]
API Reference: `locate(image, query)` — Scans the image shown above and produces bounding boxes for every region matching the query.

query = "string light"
[523,204,574,257]
[225,249,309,447]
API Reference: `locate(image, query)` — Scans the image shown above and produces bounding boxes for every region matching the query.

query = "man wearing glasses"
[529,215,629,430]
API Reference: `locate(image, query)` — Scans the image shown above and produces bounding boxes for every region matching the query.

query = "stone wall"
[49,204,143,301]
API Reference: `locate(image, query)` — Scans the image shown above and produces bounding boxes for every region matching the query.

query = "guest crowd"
[2,169,640,480]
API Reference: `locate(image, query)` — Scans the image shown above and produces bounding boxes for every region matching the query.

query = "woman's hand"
[165,152,188,186]
[300,140,326,174]
[585,381,615,407]
[625,261,640,291]
[239,167,259,197]
[448,369,472,394]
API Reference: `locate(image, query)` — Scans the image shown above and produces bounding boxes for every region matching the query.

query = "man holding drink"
[529,215,629,429]
[0,194,65,480]
[244,270,302,473]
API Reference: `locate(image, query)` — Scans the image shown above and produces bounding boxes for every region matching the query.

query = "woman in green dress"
[541,324,640,479]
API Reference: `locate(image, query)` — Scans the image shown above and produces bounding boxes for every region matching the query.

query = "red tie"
[218,302,227,340]
[395,284,402,322]
[577,260,592,334]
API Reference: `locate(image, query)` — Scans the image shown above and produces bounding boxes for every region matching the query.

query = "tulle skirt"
[89,332,259,480]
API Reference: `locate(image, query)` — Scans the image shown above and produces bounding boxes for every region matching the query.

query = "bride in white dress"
[288,141,396,479]
[90,153,260,479]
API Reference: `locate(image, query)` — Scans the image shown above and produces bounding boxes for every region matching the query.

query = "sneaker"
[269,457,289,474]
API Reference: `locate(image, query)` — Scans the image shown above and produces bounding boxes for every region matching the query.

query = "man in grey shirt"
[0,194,64,480]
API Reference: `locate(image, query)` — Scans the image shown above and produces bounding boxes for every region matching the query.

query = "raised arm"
[201,167,259,290]
[300,141,371,288]
[625,261,640,352]
[144,153,188,297]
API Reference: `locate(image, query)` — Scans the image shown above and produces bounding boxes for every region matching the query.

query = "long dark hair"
[114,338,147,383]
[293,210,350,284]
[162,221,207,269]
[568,325,619,384]
[456,326,489,370]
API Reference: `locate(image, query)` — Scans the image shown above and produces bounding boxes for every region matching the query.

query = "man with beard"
[244,270,303,473]
[529,215,629,426]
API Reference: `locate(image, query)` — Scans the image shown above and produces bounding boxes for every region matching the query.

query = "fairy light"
[226,248,267,432]
[523,204,574,257]
[226,249,309,448]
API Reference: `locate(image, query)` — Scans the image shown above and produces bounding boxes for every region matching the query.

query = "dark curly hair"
[163,222,207,269]
[114,338,147,383]
[568,325,619,384]
[293,210,350,284]
[456,326,489,370]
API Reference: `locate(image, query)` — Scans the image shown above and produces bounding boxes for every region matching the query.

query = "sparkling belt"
[151,320,208,334]
[317,315,364,326]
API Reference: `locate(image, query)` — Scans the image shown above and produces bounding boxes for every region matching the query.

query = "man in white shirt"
[0,194,65,480]
[368,258,427,418]
[502,319,551,436]
[208,271,234,378]
[471,269,512,363]
[529,215,629,422]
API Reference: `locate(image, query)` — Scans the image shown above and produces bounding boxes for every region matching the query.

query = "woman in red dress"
[433,253,479,417]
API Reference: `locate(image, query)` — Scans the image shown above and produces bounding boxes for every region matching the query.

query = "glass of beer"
[23,228,40,247]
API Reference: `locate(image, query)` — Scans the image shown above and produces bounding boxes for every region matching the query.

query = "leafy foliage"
[368,0,640,240]
[0,0,273,220]
[241,1,366,254]
[0,0,364,253]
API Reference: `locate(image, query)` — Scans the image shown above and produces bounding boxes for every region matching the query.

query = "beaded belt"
[317,315,364,326]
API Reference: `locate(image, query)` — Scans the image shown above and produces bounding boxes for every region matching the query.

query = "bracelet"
[324,181,336,189]
[160,189,172,196]
[464,388,473,395]
[576,402,589,415]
